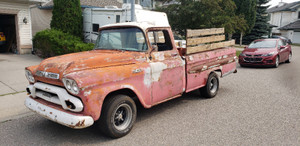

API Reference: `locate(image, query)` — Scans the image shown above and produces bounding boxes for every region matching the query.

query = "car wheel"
[286,53,292,63]
[98,94,137,138]
[200,72,219,98]
[274,56,279,68]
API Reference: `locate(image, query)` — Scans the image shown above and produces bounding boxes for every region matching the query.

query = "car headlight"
[239,53,246,56]
[262,51,276,56]
[25,70,35,83]
[62,78,79,95]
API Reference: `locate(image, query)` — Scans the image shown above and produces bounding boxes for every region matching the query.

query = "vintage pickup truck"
[25,15,237,138]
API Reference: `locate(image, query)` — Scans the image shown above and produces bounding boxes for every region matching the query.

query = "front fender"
[65,63,152,121]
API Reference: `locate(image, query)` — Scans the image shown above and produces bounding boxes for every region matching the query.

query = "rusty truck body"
[25,17,237,138]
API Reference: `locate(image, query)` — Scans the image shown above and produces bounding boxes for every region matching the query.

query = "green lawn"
[292,44,300,47]
[236,50,242,57]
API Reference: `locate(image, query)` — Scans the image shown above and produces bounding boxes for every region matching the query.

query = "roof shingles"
[279,20,300,30]
[267,1,300,13]
[42,0,122,8]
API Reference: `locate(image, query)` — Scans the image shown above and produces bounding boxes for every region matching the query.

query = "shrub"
[33,29,94,58]
[50,0,83,39]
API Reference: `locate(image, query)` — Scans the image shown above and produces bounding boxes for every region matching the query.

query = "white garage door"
[292,32,300,44]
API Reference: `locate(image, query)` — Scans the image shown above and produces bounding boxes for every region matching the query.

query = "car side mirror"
[280,46,285,49]
[244,46,248,49]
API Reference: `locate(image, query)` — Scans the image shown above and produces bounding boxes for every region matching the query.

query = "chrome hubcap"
[113,103,132,131]
[209,77,218,94]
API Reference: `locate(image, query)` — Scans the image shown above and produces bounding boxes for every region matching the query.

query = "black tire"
[274,56,279,68]
[200,72,219,98]
[286,53,292,63]
[98,94,137,138]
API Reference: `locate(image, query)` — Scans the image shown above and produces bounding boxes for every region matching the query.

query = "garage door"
[292,32,300,44]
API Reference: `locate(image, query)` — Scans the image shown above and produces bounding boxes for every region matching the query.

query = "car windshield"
[248,40,277,48]
[94,27,148,52]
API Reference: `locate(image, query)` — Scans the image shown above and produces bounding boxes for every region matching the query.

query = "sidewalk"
[0,53,42,122]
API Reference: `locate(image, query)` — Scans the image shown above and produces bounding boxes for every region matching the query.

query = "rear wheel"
[98,94,137,138]
[200,72,219,98]
[286,53,292,63]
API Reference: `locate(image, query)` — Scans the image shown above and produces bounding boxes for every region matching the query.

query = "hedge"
[33,29,94,58]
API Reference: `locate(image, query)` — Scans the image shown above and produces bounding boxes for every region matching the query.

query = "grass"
[292,44,300,47]
[0,91,26,97]
[236,50,242,57]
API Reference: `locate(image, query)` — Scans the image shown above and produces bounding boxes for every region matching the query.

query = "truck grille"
[27,82,83,112]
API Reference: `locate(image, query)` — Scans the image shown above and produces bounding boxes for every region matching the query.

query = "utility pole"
[131,0,135,22]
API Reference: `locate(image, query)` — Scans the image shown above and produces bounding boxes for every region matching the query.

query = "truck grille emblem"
[36,70,59,79]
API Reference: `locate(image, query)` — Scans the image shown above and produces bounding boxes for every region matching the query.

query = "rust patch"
[75,120,85,127]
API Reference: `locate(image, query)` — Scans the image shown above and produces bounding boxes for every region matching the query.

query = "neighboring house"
[0,0,48,54]
[267,1,300,44]
[30,0,154,37]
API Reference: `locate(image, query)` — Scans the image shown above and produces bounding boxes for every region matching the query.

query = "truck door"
[147,29,185,104]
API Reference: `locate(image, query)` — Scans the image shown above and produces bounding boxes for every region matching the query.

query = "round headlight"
[72,83,79,93]
[63,78,80,95]
[25,70,35,83]
[66,80,72,90]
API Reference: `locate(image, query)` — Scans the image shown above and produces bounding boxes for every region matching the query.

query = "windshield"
[248,40,277,49]
[94,27,148,51]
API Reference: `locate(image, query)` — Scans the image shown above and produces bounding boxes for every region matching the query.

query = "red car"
[239,39,292,67]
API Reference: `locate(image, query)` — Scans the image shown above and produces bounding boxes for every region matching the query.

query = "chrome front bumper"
[25,97,94,129]
[27,82,83,112]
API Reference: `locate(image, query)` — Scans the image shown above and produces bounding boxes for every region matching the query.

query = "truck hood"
[36,50,146,78]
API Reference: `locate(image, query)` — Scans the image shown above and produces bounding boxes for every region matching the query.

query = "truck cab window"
[95,27,147,51]
[147,30,173,51]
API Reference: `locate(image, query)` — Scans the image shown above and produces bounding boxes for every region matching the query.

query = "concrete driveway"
[0,53,42,121]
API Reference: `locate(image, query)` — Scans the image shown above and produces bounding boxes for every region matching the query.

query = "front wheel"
[200,72,219,98]
[274,56,279,68]
[286,53,292,63]
[98,94,137,138]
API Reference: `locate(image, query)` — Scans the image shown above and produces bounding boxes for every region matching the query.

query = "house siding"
[30,6,52,36]
[268,4,300,43]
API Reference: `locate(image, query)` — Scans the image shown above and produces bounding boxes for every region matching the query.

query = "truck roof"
[100,21,170,32]
[100,9,170,32]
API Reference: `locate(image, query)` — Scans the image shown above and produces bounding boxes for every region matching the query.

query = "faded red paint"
[25,25,236,123]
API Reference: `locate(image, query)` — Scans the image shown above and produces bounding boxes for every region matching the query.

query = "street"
[0,46,299,145]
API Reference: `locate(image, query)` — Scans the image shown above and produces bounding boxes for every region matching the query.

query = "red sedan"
[239,39,292,68]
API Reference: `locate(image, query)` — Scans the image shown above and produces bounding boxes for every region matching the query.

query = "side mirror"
[244,46,248,49]
[280,46,285,49]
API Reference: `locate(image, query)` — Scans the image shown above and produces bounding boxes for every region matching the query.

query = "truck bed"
[184,47,237,92]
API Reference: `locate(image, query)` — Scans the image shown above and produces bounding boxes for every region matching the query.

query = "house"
[0,0,48,54]
[267,1,300,44]
[30,0,154,37]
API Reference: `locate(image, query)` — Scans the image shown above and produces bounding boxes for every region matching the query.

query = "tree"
[232,0,257,45]
[156,0,247,39]
[50,0,83,39]
[243,0,270,44]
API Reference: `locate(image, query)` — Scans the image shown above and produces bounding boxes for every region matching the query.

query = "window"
[116,15,120,23]
[298,11,300,19]
[278,40,283,48]
[147,30,173,51]
[94,27,147,51]
[93,24,99,32]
